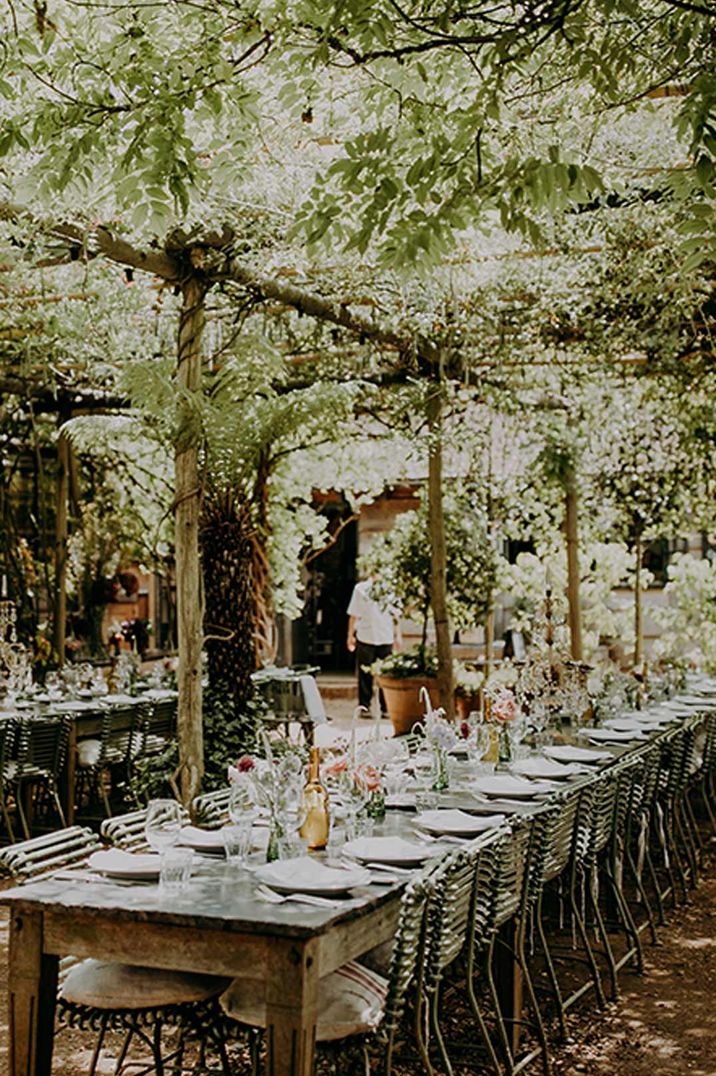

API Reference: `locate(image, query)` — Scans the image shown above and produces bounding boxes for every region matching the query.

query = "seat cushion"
[358,939,393,977]
[220,960,387,1042]
[61,959,230,1010]
[77,739,102,767]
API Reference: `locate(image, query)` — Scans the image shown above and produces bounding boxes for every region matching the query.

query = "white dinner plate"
[543,745,612,765]
[415,809,506,836]
[342,836,434,867]
[509,757,586,781]
[470,775,556,799]
[604,718,659,733]
[255,857,370,895]
[581,727,646,744]
[88,849,162,881]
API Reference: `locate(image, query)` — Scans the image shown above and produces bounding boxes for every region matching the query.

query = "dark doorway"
[298,502,357,671]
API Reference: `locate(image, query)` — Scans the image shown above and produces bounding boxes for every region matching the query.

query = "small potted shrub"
[365,495,497,734]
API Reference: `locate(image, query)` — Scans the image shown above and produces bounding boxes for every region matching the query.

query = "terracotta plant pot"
[376,675,439,736]
[455,690,483,722]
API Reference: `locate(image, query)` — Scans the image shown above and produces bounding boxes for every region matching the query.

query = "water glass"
[415,790,439,813]
[159,847,194,892]
[222,820,253,866]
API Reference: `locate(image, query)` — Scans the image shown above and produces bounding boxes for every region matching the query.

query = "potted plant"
[454,664,485,721]
[369,646,440,735]
[363,496,497,734]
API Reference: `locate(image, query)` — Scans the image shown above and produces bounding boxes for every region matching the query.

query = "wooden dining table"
[3,684,713,1075]
[2,844,404,1076]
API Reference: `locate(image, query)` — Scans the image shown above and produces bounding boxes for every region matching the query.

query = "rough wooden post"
[564,477,583,662]
[52,418,70,666]
[175,275,206,805]
[634,529,643,668]
[426,382,454,718]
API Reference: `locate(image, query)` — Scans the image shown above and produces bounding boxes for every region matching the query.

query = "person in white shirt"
[346,577,402,716]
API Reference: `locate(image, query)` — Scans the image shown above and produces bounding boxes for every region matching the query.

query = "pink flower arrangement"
[354,763,382,793]
[322,755,349,780]
[491,688,520,724]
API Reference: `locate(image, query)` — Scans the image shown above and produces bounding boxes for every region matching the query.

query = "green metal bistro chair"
[75,703,143,818]
[422,834,506,1076]
[0,713,18,840]
[221,860,440,1076]
[9,714,70,838]
[473,815,552,1076]
[531,780,611,1031]
[0,826,232,1076]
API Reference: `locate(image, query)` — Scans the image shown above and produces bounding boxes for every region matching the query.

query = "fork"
[255,885,341,908]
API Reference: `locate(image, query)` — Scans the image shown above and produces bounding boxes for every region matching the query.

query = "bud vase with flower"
[490,688,521,764]
[423,706,458,792]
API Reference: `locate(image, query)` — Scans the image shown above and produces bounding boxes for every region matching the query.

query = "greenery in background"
[130,686,267,803]
[362,493,498,659]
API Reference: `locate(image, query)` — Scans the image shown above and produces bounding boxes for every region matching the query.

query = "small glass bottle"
[299,746,330,851]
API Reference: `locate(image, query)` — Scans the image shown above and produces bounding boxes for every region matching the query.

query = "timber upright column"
[175,273,206,805]
[426,377,455,719]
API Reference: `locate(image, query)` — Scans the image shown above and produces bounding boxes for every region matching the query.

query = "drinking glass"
[222,819,253,866]
[159,847,193,892]
[145,799,182,854]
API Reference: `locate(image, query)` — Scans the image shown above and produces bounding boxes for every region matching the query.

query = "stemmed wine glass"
[144,799,183,855]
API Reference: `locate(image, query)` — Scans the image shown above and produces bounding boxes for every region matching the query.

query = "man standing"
[346,576,401,716]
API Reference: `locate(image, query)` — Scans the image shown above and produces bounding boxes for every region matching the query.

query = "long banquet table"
[3,684,714,1076]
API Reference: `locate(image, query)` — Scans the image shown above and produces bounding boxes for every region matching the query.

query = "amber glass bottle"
[299,746,330,851]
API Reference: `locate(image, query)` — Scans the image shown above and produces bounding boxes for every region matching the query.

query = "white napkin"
[88,849,161,875]
[416,809,506,835]
[255,857,369,893]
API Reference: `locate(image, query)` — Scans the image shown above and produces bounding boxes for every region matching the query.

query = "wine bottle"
[299,746,330,851]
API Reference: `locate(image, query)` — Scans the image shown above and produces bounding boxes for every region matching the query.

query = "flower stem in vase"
[431,746,450,792]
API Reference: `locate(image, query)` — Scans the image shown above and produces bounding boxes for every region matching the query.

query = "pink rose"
[354,764,381,793]
[492,689,519,724]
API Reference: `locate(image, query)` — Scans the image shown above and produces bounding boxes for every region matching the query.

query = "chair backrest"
[0,825,102,884]
[538,784,589,884]
[378,859,440,1040]
[191,787,230,828]
[101,807,151,850]
[425,831,508,989]
[489,816,535,929]
[99,703,143,767]
[17,715,70,779]
[134,698,177,759]
[0,715,17,778]
[101,803,189,850]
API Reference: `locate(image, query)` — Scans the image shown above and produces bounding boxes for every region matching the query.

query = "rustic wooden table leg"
[493,917,523,1056]
[8,910,57,1076]
[264,936,320,1076]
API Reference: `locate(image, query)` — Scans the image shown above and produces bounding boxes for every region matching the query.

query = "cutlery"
[255,885,341,908]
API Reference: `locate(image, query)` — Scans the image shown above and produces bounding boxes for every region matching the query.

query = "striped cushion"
[61,959,229,1009]
[220,960,387,1041]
